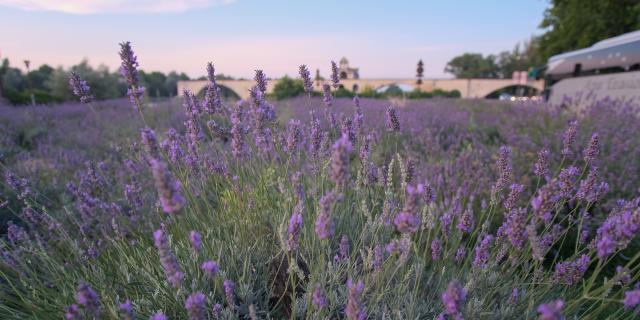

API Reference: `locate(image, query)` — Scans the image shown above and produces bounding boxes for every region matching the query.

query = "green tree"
[271,75,304,100]
[416,59,424,85]
[444,53,498,78]
[539,0,640,61]
[141,71,168,97]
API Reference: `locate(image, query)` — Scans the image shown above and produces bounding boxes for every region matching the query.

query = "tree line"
[444,0,640,79]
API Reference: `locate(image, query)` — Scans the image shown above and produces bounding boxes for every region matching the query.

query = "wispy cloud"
[0,0,235,14]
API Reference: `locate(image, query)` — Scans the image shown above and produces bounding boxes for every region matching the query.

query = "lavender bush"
[1,42,640,319]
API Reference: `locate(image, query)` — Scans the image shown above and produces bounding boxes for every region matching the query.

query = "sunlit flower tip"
[201,260,220,278]
[151,313,168,320]
[254,69,268,94]
[68,71,94,104]
[312,283,327,309]
[330,61,340,89]
[189,231,202,253]
[185,292,206,320]
[322,83,333,107]
[441,280,466,319]
[385,107,400,132]
[299,64,313,93]
[345,279,366,320]
[537,300,564,320]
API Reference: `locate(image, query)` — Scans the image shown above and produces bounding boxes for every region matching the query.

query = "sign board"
[548,71,640,108]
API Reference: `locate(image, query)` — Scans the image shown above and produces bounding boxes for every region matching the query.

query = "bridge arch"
[196,84,241,100]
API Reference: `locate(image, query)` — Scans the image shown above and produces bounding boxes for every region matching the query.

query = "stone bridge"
[177,78,544,100]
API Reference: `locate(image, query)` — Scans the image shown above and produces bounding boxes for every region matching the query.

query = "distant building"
[338,57,359,79]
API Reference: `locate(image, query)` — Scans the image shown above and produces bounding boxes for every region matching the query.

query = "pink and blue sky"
[0,0,548,79]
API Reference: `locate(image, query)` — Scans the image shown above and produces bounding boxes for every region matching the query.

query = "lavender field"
[2,42,640,319]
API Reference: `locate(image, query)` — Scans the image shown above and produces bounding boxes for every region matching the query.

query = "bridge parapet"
[177,78,544,100]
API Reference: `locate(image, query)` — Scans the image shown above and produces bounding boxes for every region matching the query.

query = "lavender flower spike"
[345,279,366,320]
[473,234,493,269]
[322,83,333,107]
[201,260,220,278]
[561,120,578,156]
[68,71,93,104]
[537,300,565,320]
[119,299,135,320]
[315,191,340,240]
[312,283,327,309]
[299,64,313,93]
[583,132,599,164]
[441,280,466,320]
[330,61,340,89]
[151,313,168,320]
[224,279,236,310]
[150,158,186,215]
[287,212,303,251]
[76,282,101,318]
[385,107,400,132]
[119,41,145,108]
[189,231,202,254]
[254,69,268,94]
[185,292,207,320]
[329,134,353,186]
[153,229,184,288]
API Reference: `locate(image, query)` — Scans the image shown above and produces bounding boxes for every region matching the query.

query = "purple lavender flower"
[537,300,565,320]
[473,234,493,269]
[185,292,206,320]
[494,146,513,192]
[299,65,313,93]
[454,245,466,263]
[286,119,302,153]
[345,279,366,320]
[153,229,184,288]
[201,260,220,278]
[68,71,93,104]
[76,283,101,318]
[594,206,640,259]
[553,254,590,285]
[561,120,578,157]
[373,245,384,271]
[315,191,340,240]
[329,134,352,186]
[431,238,442,260]
[4,170,31,200]
[119,41,145,108]
[287,212,303,251]
[330,61,340,89]
[457,207,475,234]
[6,222,28,246]
[254,69,268,94]
[441,280,466,319]
[65,304,80,320]
[224,279,236,310]
[149,158,185,215]
[385,107,400,132]
[504,184,524,212]
[534,149,550,178]
[440,210,453,237]
[141,128,161,160]
[394,211,420,234]
[583,132,599,164]
[502,207,528,249]
[334,235,350,263]
[202,62,221,113]
[558,166,579,198]
[312,283,327,309]
[322,84,333,107]
[119,299,135,320]
[161,128,185,164]
[230,101,248,159]
[212,303,222,317]
[189,231,202,254]
[151,313,168,320]
[624,289,640,313]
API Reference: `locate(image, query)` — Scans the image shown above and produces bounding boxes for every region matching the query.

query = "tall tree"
[539,0,640,61]
[416,59,424,84]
